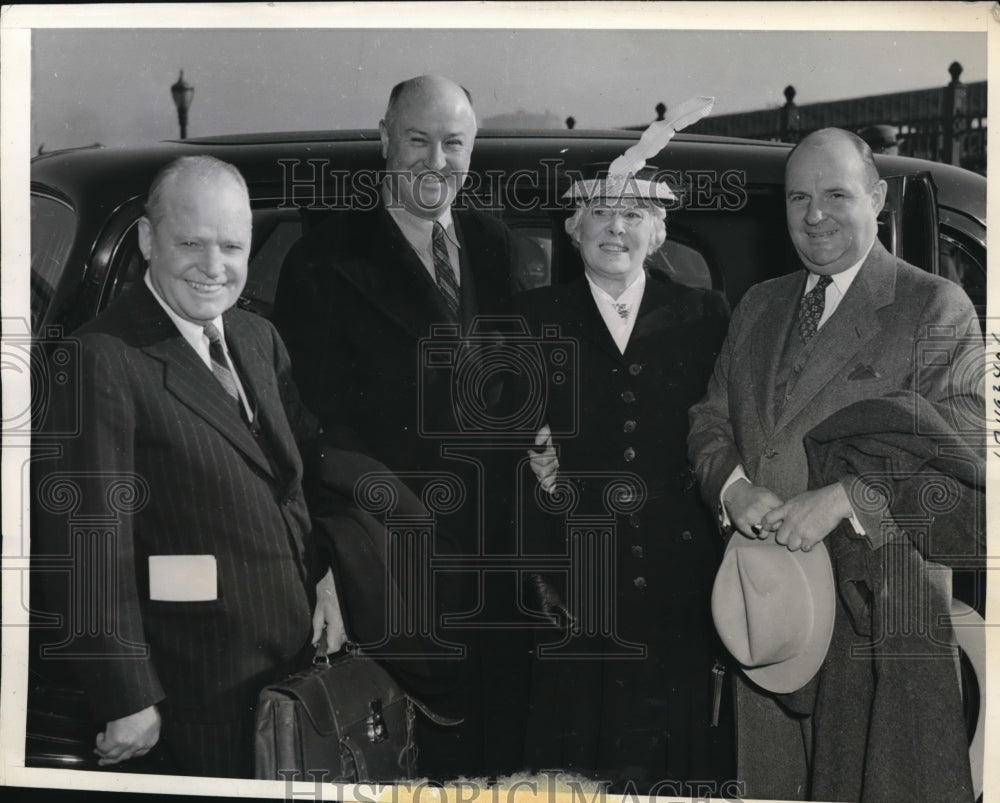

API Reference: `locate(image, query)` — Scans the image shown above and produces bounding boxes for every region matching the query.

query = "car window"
[648,241,713,290]
[237,206,719,317]
[30,195,76,332]
[241,211,306,316]
[101,223,144,309]
[939,232,985,322]
[73,180,971,325]
[508,226,551,291]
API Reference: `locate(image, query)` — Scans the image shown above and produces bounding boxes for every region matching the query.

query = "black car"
[23,129,987,783]
[30,129,986,331]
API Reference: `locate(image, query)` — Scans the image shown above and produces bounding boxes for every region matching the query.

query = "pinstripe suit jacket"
[41,281,319,724]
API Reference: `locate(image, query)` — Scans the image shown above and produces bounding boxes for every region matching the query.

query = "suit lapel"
[453,212,479,326]
[774,244,896,430]
[751,272,804,435]
[129,285,275,478]
[561,276,624,361]
[224,312,300,477]
[625,278,682,348]
[333,204,453,340]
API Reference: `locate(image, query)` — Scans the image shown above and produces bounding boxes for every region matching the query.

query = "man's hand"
[723,478,784,539]
[312,568,348,654]
[529,424,559,494]
[761,482,854,552]
[95,705,161,766]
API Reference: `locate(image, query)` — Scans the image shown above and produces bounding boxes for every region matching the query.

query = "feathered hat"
[564,95,716,204]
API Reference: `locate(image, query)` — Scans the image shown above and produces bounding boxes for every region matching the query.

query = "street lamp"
[170,70,194,140]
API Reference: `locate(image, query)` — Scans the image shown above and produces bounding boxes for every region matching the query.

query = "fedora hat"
[712,535,836,694]
[951,598,985,801]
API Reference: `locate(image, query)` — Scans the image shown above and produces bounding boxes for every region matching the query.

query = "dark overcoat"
[271,201,523,777]
[515,273,734,792]
[272,202,515,498]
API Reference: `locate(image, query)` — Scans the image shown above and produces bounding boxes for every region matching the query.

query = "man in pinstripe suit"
[39,156,346,778]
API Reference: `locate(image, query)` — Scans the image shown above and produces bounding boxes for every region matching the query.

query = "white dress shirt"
[383,184,461,286]
[586,270,646,354]
[803,248,868,330]
[144,271,253,421]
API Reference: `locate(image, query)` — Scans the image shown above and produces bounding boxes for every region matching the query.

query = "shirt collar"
[586,269,646,306]
[804,242,872,296]
[144,270,225,345]
[382,182,459,252]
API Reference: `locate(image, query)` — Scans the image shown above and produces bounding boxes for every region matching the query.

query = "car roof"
[32,128,984,225]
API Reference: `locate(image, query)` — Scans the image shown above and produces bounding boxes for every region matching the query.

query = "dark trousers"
[121,712,254,778]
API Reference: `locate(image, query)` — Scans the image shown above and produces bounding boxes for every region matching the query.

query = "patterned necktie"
[613,302,630,320]
[203,323,241,406]
[798,274,834,342]
[432,222,460,319]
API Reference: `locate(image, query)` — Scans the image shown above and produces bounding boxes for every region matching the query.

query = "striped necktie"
[203,323,241,407]
[432,222,460,319]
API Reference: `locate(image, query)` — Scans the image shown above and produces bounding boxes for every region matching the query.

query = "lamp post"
[170,70,194,140]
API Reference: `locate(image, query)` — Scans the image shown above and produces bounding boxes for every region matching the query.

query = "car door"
[878,172,939,273]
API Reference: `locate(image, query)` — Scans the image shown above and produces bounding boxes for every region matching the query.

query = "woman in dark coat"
[518,175,733,795]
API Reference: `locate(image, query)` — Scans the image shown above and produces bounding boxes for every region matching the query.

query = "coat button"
[623,419,637,433]
[629,513,641,528]
[623,447,636,461]
[633,576,647,589]
[631,545,644,558]
[681,530,693,541]
[764,448,778,458]
[628,363,643,376]
[621,390,636,403]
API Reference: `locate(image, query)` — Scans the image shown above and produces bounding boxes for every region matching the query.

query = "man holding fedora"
[688,128,984,802]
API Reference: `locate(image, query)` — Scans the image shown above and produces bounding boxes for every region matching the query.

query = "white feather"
[608,96,715,177]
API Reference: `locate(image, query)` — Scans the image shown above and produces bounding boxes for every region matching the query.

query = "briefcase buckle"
[366,699,388,743]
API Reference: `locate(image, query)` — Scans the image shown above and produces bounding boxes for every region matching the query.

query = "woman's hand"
[529,424,559,493]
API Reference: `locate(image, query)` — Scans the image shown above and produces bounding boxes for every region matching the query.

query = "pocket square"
[847,363,880,380]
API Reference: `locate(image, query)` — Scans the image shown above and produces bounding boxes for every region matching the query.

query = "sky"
[25,18,992,152]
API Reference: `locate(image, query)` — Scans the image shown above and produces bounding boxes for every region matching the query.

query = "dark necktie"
[798,274,834,342]
[203,323,241,408]
[432,222,460,319]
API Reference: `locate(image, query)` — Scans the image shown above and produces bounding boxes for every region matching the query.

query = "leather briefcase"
[254,651,417,783]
